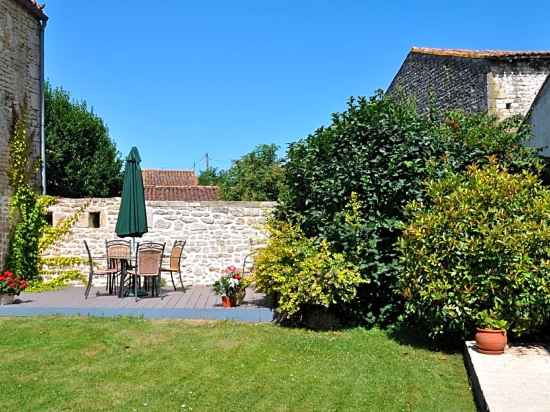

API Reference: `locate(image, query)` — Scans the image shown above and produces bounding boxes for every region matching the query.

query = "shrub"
[254,219,364,321]
[278,93,540,325]
[399,161,550,339]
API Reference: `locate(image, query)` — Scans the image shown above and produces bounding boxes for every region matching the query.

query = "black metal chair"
[83,240,119,299]
[160,240,186,291]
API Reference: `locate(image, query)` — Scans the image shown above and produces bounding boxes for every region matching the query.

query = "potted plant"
[212,266,246,308]
[0,271,28,305]
[475,310,508,355]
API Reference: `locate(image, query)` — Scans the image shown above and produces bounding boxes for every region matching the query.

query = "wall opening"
[45,212,53,226]
[506,102,512,110]
[88,212,101,228]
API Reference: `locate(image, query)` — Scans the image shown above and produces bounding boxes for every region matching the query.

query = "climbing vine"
[5,108,44,280]
[5,107,89,284]
[38,198,90,253]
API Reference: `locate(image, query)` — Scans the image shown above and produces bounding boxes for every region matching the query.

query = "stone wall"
[387,51,550,122]
[44,198,275,285]
[387,52,489,114]
[527,77,550,157]
[0,0,44,268]
[488,61,550,120]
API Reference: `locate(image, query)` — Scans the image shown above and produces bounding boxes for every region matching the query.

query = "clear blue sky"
[44,1,550,171]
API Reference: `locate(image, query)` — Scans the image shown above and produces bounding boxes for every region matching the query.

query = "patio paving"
[0,286,273,323]
[465,341,550,411]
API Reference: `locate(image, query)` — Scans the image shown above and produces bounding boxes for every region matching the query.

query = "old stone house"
[387,47,550,157]
[0,0,47,268]
[387,47,550,120]
[527,76,550,157]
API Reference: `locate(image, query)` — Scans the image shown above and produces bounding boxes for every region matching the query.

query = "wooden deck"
[0,286,273,322]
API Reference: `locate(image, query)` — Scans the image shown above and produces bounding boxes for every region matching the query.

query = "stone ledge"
[0,306,274,322]
[465,340,550,412]
[52,197,277,209]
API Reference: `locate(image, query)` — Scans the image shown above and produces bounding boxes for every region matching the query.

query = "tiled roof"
[142,169,198,187]
[411,47,550,59]
[141,169,219,201]
[144,186,220,202]
[15,0,48,21]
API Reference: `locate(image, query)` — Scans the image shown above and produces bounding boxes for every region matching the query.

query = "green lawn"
[0,318,474,411]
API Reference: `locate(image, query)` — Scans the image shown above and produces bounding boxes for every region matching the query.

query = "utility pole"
[205,153,209,171]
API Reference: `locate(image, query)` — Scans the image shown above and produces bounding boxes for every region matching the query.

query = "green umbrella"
[115,147,148,238]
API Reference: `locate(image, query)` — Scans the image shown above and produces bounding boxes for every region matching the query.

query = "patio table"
[110,255,133,298]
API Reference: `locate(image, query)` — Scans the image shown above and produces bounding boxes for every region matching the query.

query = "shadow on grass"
[387,324,464,354]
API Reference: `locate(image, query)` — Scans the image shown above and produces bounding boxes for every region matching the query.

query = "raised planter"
[475,328,507,355]
[0,294,15,306]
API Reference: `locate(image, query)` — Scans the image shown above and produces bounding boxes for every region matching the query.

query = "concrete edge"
[464,341,489,412]
[0,307,274,323]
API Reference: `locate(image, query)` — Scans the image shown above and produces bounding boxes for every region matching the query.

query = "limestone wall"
[528,78,550,157]
[488,61,550,120]
[44,198,274,285]
[0,0,44,268]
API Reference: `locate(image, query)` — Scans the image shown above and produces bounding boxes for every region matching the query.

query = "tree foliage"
[399,162,550,340]
[198,144,284,201]
[277,92,540,325]
[45,83,123,197]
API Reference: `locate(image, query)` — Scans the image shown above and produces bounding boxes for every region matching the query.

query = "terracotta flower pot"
[475,328,507,355]
[0,294,15,306]
[222,296,236,308]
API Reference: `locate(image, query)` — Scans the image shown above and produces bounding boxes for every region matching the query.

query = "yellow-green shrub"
[399,161,550,339]
[254,220,364,320]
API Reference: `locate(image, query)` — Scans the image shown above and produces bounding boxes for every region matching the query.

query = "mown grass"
[0,317,474,411]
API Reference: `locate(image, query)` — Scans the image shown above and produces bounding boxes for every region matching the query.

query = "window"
[45,212,53,226]
[506,102,512,110]
[88,212,101,228]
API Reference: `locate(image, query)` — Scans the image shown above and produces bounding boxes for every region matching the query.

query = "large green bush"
[254,218,364,321]
[278,93,540,325]
[399,162,550,339]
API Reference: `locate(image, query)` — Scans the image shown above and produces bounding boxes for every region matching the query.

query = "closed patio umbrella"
[115,147,148,297]
[115,147,148,238]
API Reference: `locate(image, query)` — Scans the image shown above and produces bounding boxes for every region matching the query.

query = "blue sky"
[44,1,550,171]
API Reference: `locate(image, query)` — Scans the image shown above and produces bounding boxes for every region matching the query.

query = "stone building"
[387,47,550,121]
[0,0,47,268]
[527,76,550,157]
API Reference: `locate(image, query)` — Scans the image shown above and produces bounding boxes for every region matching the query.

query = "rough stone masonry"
[44,198,275,285]
[0,0,46,268]
[387,47,550,121]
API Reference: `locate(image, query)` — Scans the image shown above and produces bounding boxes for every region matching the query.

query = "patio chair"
[128,241,165,301]
[160,240,186,291]
[105,239,131,295]
[83,240,119,299]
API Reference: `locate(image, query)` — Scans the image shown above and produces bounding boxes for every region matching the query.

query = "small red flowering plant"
[212,265,246,300]
[0,271,28,295]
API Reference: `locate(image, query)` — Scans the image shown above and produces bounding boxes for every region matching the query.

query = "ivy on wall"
[5,107,44,280]
[39,198,90,253]
[5,105,90,286]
